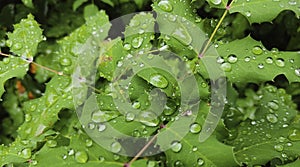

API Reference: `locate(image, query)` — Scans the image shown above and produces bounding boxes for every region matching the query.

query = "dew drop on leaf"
[99,156,105,162]
[197,158,205,166]
[170,141,182,153]
[210,0,221,5]
[252,46,263,55]
[172,27,192,46]
[189,123,201,134]
[227,54,238,63]
[138,111,160,127]
[68,149,75,155]
[244,56,251,62]
[147,160,156,167]
[62,154,67,160]
[275,58,285,67]
[174,160,184,167]
[125,112,135,122]
[113,154,120,160]
[158,0,173,12]
[111,141,122,153]
[3,58,10,64]
[132,101,141,109]
[74,151,88,163]
[245,11,251,17]
[123,43,131,50]
[265,57,273,64]
[13,43,23,50]
[60,58,72,66]
[131,36,144,48]
[258,63,264,69]
[132,129,141,137]
[25,114,32,122]
[274,144,284,152]
[288,129,300,141]
[21,148,32,159]
[88,122,96,130]
[85,139,93,147]
[129,19,140,27]
[267,101,279,110]
[220,63,232,72]
[168,14,177,22]
[294,68,300,77]
[266,114,278,123]
[149,74,168,88]
[288,0,297,5]
[46,140,57,148]
[216,56,225,64]
[98,124,106,132]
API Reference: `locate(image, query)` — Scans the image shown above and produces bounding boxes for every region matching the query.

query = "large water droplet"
[227,54,238,63]
[252,46,263,55]
[132,101,141,109]
[131,37,143,49]
[274,144,284,152]
[158,0,173,12]
[170,141,182,152]
[149,74,168,88]
[210,0,222,5]
[123,43,131,50]
[265,57,273,64]
[275,58,285,67]
[288,0,297,5]
[74,151,88,163]
[266,114,278,123]
[221,63,232,72]
[189,123,201,134]
[21,148,32,159]
[98,124,106,132]
[216,56,225,64]
[85,139,93,147]
[91,110,118,123]
[125,112,135,122]
[111,141,122,153]
[46,140,57,148]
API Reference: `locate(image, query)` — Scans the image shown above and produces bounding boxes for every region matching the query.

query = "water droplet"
[117,61,123,67]
[172,27,192,46]
[98,124,106,132]
[60,58,72,66]
[129,19,140,27]
[62,154,67,159]
[192,146,198,152]
[99,156,105,162]
[216,56,225,64]
[123,43,131,50]
[267,101,279,110]
[258,63,264,69]
[168,14,177,22]
[147,160,156,167]
[274,144,284,152]
[245,11,251,17]
[3,58,10,64]
[113,154,120,160]
[244,56,251,62]
[170,141,182,152]
[288,0,297,5]
[68,149,75,155]
[158,0,173,12]
[275,58,285,67]
[197,158,205,166]
[227,54,238,63]
[13,43,23,50]
[131,37,143,49]
[210,0,222,5]
[132,129,141,137]
[111,141,122,153]
[25,114,32,122]
[46,140,57,147]
[266,114,278,123]
[174,160,184,167]
[288,129,300,141]
[91,110,117,123]
[295,68,300,77]
[21,148,31,159]
[85,139,93,147]
[265,57,273,64]
[189,123,201,133]
[125,112,135,122]
[149,74,168,88]
[221,63,232,72]
[252,46,263,55]
[88,122,95,130]
[75,151,88,164]
[138,111,160,127]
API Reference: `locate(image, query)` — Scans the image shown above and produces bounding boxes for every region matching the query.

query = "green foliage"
[0,0,299,166]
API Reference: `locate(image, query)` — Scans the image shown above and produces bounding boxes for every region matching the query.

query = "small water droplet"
[98,124,106,132]
[266,114,278,123]
[252,46,263,55]
[88,122,96,130]
[174,160,184,167]
[245,11,251,17]
[274,144,284,152]
[227,54,238,63]
[172,27,192,45]
[111,141,122,153]
[158,0,173,12]
[85,139,93,147]
[149,74,168,88]
[74,151,88,164]
[3,58,10,64]
[189,123,201,133]
[295,68,300,77]
[131,37,144,49]
[138,111,160,127]
[265,57,273,64]
[46,140,57,148]
[168,14,177,22]
[216,56,225,64]
[221,63,232,72]
[192,146,198,152]
[62,154,67,160]
[25,114,32,122]
[129,19,140,27]
[210,0,222,5]
[171,141,182,152]
[13,43,23,50]
[98,156,105,162]
[132,129,141,137]
[125,112,135,122]
[60,58,72,66]
[275,58,285,67]
[244,56,251,62]
[21,148,31,159]
[288,129,300,141]
[267,101,279,110]
[123,43,131,50]
[68,149,75,155]
[197,158,205,166]
[258,63,264,69]
[288,0,297,5]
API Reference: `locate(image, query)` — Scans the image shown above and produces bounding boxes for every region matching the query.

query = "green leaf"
[6,14,44,58]
[83,4,99,19]
[21,0,34,8]
[213,36,300,85]
[226,85,300,166]
[73,0,88,11]
[229,0,300,23]
[278,160,300,167]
